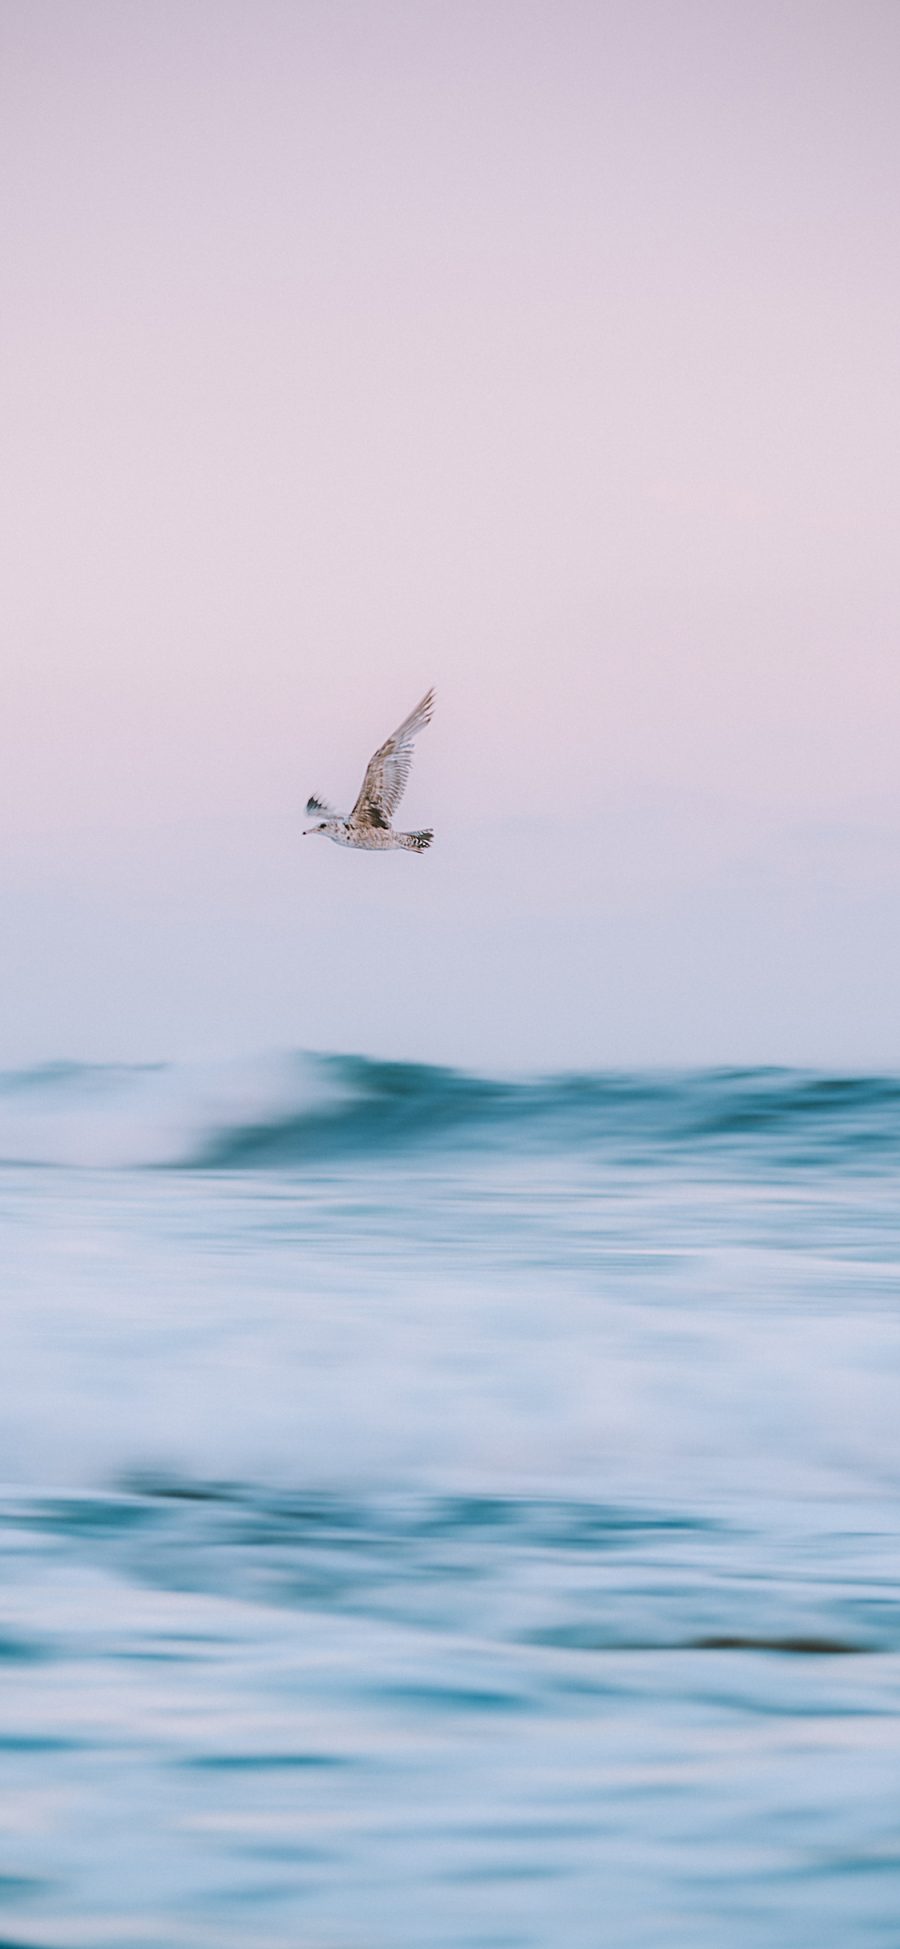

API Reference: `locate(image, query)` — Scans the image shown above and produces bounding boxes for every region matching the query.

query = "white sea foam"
[0,1051,349,1169]
[2,1157,899,1508]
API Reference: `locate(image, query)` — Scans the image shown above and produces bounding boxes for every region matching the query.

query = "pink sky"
[3,0,900,1067]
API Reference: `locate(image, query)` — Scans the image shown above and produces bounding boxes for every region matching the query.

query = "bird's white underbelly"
[330,826,402,850]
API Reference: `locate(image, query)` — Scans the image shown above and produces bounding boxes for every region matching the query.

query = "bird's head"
[304,797,339,836]
[304,814,346,837]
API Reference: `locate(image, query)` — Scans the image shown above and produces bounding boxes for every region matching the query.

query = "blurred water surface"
[2,1055,900,1947]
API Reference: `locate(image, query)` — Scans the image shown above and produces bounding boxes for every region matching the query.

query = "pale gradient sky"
[3,0,900,1069]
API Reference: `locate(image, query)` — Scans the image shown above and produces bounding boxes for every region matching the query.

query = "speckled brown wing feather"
[349,689,435,830]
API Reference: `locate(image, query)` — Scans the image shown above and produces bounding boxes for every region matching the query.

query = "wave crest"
[1,1053,898,1170]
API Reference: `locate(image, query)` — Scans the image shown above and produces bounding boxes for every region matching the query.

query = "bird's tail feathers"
[398,828,433,853]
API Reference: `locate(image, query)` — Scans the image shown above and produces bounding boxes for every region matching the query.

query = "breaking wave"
[0,1052,898,1170]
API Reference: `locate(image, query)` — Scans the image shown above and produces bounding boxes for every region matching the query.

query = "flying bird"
[305,689,435,851]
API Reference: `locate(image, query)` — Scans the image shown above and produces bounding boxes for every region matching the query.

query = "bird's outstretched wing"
[349,688,434,830]
[305,795,339,819]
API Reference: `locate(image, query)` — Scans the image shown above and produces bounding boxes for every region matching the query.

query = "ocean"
[2,1053,900,1947]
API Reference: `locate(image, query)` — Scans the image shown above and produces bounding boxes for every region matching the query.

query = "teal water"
[1,1058,900,1946]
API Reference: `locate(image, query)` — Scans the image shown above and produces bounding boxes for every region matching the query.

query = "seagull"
[304,689,435,851]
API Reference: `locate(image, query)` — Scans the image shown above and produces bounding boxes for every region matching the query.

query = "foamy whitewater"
[2,1054,900,1947]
